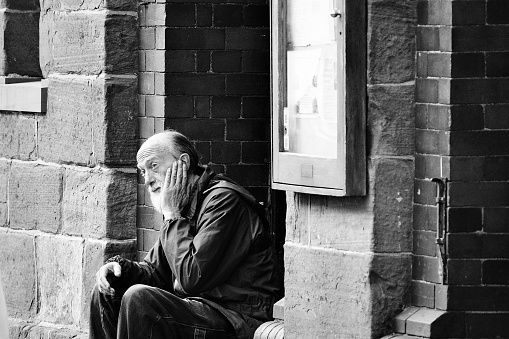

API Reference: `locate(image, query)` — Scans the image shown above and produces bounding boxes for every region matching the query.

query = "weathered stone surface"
[81,239,136,328]
[62,167,137,239]
[36,234,83,325]
[284,243,373,338]
[284,243,411,338]
[9,162,62,232]
[0,11,41,76]
[0,114,37,160]
[285,191,374,253]
[38,76,137,166]
[373,157,414,253]
[0,203,6,227]
[40,0,136,11]
[9,319,87,339]
[0,0,39,10]
[370,254,412,337]
[0,160,8,226]
[0,231,36,318]
[40,11,137,76]
[367,83,415,156]
[367,0,417,84]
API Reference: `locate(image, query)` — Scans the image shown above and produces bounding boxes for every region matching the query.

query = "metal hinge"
[432,177,448,283]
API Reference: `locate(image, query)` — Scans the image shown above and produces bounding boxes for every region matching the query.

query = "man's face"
[137,148,177,213]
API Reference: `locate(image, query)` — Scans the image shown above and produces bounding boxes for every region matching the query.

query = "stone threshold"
[9,319,87,339]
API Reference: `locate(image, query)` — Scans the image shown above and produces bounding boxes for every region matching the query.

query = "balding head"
[137,130,200,174]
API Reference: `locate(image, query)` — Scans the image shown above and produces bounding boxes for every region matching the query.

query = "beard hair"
[149,191,162,214]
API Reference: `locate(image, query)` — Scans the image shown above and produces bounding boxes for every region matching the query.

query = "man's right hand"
[96,262,122,296]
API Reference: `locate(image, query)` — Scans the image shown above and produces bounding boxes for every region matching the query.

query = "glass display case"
[271,0,366,196]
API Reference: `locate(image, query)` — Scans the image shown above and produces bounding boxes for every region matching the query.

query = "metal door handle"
[330,9,341,18]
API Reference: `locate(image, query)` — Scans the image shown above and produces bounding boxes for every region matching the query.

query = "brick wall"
[0,0,138,337]
[137,0,272,260]
[403,0,509,337]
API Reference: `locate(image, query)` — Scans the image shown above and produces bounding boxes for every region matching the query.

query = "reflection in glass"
[283,0,341,159]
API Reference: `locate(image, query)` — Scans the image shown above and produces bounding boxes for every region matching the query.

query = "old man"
[90,130,281,339]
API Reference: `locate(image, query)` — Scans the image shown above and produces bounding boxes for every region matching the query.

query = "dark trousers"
[90,284,236,339]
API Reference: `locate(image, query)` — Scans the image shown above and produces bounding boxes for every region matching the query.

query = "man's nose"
[144,171,155,186]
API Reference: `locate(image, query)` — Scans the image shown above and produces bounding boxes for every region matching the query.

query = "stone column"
[0,0,138,338]
[283,0,416,337]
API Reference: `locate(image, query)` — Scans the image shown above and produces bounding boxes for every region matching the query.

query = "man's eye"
[151,163,158,170]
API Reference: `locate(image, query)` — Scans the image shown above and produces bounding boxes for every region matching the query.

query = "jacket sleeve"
[160,188,252,295]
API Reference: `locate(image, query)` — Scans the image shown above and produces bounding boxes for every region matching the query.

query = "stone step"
[381,335,426,339]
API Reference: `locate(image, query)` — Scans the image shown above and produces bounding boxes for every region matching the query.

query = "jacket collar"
[183,165,216,221]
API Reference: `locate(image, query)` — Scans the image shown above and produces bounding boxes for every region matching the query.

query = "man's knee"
[121,284,153,308]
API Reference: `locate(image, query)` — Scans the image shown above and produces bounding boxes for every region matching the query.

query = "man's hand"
[96,262,122,296]
[161,160,191,220]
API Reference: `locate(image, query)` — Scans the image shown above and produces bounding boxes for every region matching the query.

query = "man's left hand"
[161,160,191,220]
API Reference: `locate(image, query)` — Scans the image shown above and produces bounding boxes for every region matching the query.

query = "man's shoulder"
[204,179,255,206]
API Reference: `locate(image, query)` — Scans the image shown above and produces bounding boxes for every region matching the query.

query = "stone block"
[285,190,374,252]
[272,298,284,321]
[0,114,37,160]
[407,308,465,338]
[0,203,6,227]
[40,11,137,77]
[0,0,39,10]
[373,157,414,252]
[9,162,63,232]
[0,11,41,76]
[0,160,8,226]
[40,0,136,11]
[370,254,412,336]
[38,75,137,166]
[394,306,419,333]
[62,167,137,239]
[367,83,415,156]
[284,243,408,338]
[406,308,445,337]
[367,0,416,84]
[284,242,373,338]
[36,234,84,325]
[81,238,136,328]
[9,319,87,339]
[0,231,36,318]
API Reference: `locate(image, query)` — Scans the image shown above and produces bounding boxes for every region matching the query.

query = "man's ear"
[179,153,191,171]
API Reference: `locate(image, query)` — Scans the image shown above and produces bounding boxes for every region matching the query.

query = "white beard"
[149,191,163,214]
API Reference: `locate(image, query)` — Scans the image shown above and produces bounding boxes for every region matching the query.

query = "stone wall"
[283,0,416,337]
[0,0,138,337]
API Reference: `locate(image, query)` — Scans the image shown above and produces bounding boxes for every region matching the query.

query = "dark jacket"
[109,166,281,338]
